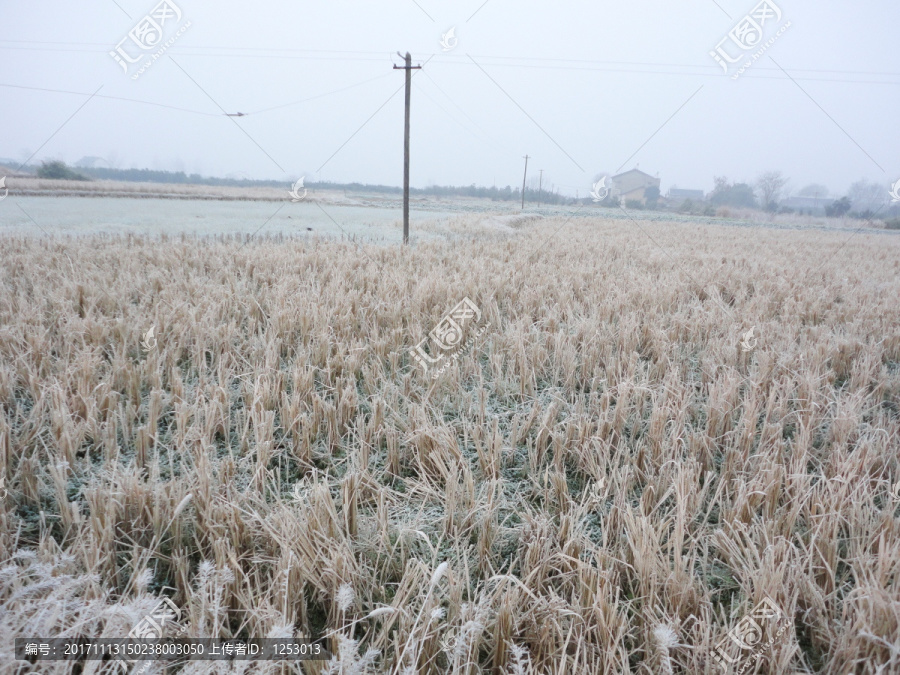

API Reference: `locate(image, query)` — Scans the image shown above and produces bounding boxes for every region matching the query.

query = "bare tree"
[756,171,788,211]
[847,179,884,214]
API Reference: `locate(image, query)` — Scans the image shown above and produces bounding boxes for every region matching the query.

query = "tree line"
[26,162,567,205]
[23,161,900,221]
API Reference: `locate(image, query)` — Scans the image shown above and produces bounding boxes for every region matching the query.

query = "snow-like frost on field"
[0,197,468,242]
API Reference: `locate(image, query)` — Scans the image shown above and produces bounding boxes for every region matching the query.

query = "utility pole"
[538,169,543,206]
[521,155,529,210]
[394,52,421,244]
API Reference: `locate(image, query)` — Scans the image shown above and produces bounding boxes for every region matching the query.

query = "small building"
[611,169,660,204]
[667,188,705,201]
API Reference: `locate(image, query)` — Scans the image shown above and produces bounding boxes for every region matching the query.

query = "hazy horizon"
[3,0,898,198]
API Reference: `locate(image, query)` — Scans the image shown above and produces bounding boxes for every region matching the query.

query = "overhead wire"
[0,71,398,118]
[416,70,521,159]
[411,81,518,162]
[0,40,898,82]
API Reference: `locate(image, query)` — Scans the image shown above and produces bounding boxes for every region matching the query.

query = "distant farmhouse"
[611,169,660,205]
[667,188,705,201]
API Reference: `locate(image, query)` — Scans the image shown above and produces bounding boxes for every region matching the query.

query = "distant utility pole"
[394,52,421,244]
[521,155,530,210]
[538,169,543,206]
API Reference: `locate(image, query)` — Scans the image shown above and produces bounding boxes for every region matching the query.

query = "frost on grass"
[1,222,899,673]
[338,583,356,613]
[325,634,380,675]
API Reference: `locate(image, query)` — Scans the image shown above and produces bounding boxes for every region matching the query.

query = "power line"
[467,55,584,172]
[0,44,399,64]
[1,41,898,79]
[445,59,900,85]
[418,69,520,158]
[412,81,515,160]
[0,41,386,53]
[411,81,519,161]
[0,82,220,116]
[246,73,393,115]
[314,54,432,174]
[0,73,396,118]
[168,57,286,173]
[16,86,104,172]
[449,53,900,77]
[315,81,405,174]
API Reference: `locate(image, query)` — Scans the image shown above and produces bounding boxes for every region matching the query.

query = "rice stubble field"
[1,214,899,673]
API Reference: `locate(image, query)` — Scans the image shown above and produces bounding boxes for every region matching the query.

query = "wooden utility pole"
[394,52,421,244]
[538,169,543,206]
[521,155,529,210]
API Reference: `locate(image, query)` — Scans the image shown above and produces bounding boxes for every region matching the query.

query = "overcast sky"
[2,0,898,197]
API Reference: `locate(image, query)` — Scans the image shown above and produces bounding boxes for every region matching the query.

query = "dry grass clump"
[1,217,899,674]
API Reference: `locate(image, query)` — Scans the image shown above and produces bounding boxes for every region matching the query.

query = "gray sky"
[3,0,898,197]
